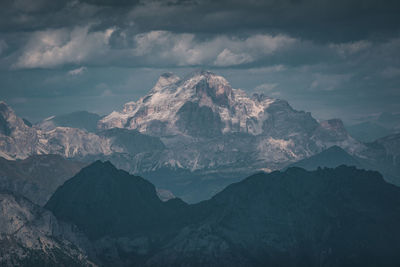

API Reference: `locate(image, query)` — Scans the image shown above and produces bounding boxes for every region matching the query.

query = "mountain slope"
[346,121,392,142]
[0,101,45,160]
[358,133,400,185]
[0,155,86,205]
[346,112,400,142]
[0,102,163,161]
[0,70,373,202]
[45,161,189,240]
[287,145,363,170]
[148,166,400,266]
[98,128,165,155]
[0,192,93,266]
[97,70,363,173]
[46,161,400,266]
[0,101,112,160]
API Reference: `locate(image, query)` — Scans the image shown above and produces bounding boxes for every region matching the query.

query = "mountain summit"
[97,71,362,171]
[2,71,398,202]
[45,160,189,240]
[98,71,277,136]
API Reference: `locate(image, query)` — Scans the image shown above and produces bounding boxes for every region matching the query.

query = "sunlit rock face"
[98,71,363,174]
[99,71,277,136]
[0,101,45,160]
[0,72,376,202]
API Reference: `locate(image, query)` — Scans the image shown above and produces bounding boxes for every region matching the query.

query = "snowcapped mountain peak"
[98,71,279,135]
[96,71,362,171]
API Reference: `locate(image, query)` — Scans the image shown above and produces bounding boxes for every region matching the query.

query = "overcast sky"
[0,0,399,123]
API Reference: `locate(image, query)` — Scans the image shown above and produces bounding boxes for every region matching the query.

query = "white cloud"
[248,65,287,73]
[12,27,298,69]
[132,31,297,67]
[214,49,253,66]
[68,66,87,76]
[14,25,115,69]
[309,73,352,91]
[330,40,371,57]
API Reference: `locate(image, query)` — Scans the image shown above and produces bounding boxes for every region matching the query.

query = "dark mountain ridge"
[0,154,86,205]
[45,160,189,240]
[46,161,400,266]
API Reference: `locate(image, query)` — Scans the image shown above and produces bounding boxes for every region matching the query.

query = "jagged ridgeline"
[44,161,400,266]
[0,71,399,203]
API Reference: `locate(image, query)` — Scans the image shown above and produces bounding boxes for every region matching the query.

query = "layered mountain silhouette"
[45,161,189,240]
[46,161,400,266]
[0,154,86,206]
[346,121,392,142]
[287,145,363,170]
[346,112,400,142]
[1,71,400,202]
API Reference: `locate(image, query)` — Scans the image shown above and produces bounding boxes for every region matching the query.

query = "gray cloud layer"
[0,0,399,123]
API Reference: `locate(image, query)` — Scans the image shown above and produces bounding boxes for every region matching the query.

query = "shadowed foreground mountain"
[0,155,86,206]
[45,161,189,240]
[46,161,400,266]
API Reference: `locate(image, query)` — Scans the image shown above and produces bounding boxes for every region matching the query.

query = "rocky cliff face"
[0,101,112,160]
[0,192,93,266]
[97,71,364,174]
[99,71,302,137]
[0,72,379,202]
[0,72,363,172]
[0,102,45,160]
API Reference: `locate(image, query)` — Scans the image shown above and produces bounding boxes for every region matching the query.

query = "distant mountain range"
[36,111,103,133]
[287,145,363,170]
[0,154,86,206]
[42,161,400,266]
[346,112,400,142]
[1,71,399,202]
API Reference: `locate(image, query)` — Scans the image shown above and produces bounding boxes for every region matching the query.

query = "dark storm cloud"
[124,0,400,42]
[1,0,399,40]
[0,0,398,70]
